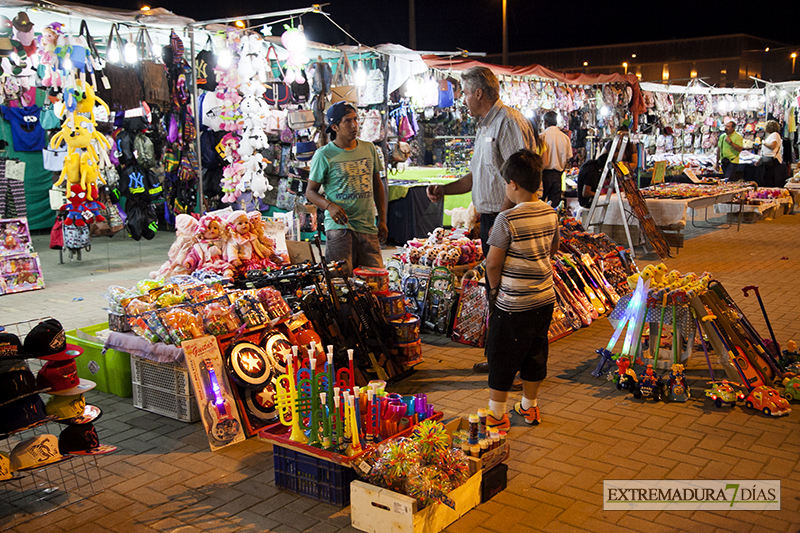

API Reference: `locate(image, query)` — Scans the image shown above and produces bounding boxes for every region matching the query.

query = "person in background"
[760,120,783,187]
[576,153,609,209]
[483,149,559,430]
[540,111,572,208]
[306,102,387,277]
[603,125,638,173]
[716,121,744,180]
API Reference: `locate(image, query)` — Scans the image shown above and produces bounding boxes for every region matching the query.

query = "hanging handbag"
[98,24,143,111]
[136,28,169,105]
[287,108,315,130]
[43,145,67,172]
[39,104,61,130]
[358,65,385,106]
[263,45,292,107]
[50,217,64,250]
[330,52,357,104]
[295,140,317,162]
[290,69,310,103]
[438,80,454,108]
[359,109,383,142]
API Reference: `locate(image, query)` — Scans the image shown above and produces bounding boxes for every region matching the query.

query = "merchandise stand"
[0,318,106,530]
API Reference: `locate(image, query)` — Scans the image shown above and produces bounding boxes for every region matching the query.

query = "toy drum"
[353,267,390,293]
[378,291,405,320]
[394,340,422,366]
[391,313,420,344]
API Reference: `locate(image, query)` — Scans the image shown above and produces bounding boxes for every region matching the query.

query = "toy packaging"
[182,336,247,451]
[0,218,34,256]
[424,267,456,335]
[0,252,45,295]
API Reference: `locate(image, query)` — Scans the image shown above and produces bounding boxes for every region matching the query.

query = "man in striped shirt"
[426,66,536,259]
[483,149,559,430]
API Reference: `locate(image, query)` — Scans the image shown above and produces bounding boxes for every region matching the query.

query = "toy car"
[633,364,662,401]
[614,357,637,391]
[704,381,745,408]
[666,363,690,402]
[745,385,792,416]
[781,377,800,401]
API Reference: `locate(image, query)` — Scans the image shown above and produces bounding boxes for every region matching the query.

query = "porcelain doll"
[151,214,198,279]
[184,214,235,278]
[225,210,268,271]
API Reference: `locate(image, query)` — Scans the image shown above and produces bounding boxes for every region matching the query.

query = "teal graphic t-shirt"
[309,140,382,235]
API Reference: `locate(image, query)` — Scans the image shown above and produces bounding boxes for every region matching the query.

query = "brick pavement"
[2,213,800,532]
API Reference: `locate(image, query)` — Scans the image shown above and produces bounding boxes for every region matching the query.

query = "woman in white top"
[760,120,783,187]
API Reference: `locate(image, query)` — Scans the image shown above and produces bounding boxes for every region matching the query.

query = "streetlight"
[622,62,628,75]
[792,52,797,75]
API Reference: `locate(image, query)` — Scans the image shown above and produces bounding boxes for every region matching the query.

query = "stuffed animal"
[221,161,246,204]
[280,26,308,85]
[37,22,62,87]
[444,202,478,232]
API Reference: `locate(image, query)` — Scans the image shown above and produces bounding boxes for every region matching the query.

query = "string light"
[355,61,367,86]
[217,48,232,68]
[108,43,120,64]
[62,57,73,71]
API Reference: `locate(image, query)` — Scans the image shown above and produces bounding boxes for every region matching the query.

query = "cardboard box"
[350,467,482,533]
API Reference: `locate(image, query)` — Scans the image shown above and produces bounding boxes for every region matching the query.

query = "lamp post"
[623,62,628,75]
[502,0,508,65]
[792,52,797,76]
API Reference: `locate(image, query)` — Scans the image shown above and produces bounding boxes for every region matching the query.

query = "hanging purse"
[136,27,169,105]
[358,63,385,106]
[330,52,357,104]
[437,80,454,108]
[263,45,292,107]
[287,108,315,130]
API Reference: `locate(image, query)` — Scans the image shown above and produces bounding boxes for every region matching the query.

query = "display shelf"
[0,318,106,529]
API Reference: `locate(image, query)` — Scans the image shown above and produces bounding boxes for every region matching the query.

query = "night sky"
[83,0,798,56]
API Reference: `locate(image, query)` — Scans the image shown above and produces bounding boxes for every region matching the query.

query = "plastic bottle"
[490,432,500,450]
[470,444,481,457]
[498,430,507,447]
[479,439,489,457]
[468,414,479,445]
[477,408,488,440]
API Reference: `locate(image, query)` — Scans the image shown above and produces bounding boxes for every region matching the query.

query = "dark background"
[90,0,798,55]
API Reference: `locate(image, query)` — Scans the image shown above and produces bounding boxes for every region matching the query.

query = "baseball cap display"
[0,359,49,406]
[0,332,30,360]
[23,319,83,362]
[45,393,86,421]
[59,404,102,425]
[0,452,12,480]
[58,423,117,455]
[10,434,66,471]
[36,359,95,396]
[0,395,50,435]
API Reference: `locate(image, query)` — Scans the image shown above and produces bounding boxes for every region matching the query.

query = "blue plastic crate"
[273,445,357,506]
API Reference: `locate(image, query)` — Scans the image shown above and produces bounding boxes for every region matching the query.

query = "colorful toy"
[780,376,800,402]
[632,364,662,401]
[667,363,690,402]
[704,381,745,408]
[744,385,791,417]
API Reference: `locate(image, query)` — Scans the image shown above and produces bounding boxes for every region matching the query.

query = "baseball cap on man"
[23,319,83,362]
[325,101,357,137]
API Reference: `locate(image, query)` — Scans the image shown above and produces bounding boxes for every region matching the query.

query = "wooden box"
[350,468,482,533]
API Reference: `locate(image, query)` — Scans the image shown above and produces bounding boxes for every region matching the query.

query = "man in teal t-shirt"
[717,121,744,180]
[307,102,387,276]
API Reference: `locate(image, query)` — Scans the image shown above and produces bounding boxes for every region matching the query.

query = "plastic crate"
[66,323,132,398]
[130,355,192,396]
[273,445,357,506]
[132,382,200,423]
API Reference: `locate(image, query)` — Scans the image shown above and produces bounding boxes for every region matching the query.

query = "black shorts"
[486,303,554,391]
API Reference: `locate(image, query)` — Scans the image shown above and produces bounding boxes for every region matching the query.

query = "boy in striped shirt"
[484,149,559,430]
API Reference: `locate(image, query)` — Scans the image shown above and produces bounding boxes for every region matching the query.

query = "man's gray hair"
[461,66,499,102]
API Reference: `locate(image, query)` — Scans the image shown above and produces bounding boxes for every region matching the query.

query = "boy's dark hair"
[543,111,558,127]
[500,149,543,193]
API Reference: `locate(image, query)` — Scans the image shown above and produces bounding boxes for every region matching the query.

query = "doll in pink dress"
[184,214,235,278]
[246,211,281,267]
[151,214,198,279]
[225,210,269,271]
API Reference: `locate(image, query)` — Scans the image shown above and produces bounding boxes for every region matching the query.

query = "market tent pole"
[190,6,326,27]
[188,24,204,213]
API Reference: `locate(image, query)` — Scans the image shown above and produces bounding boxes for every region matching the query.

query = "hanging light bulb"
[152,42,161,57]
[780,89,787,98]
[759,94,766,103]
[355,61,367,87]
[108,43,120,64]
[217,48,232,69]
[600,105,611,117]
[29,53,39,68]
[62,56,73,71]
[718,99,728,112]
[124,42,138,64]
[524,108,534,118]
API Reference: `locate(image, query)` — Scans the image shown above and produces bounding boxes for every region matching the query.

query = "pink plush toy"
[184,214,235,278]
